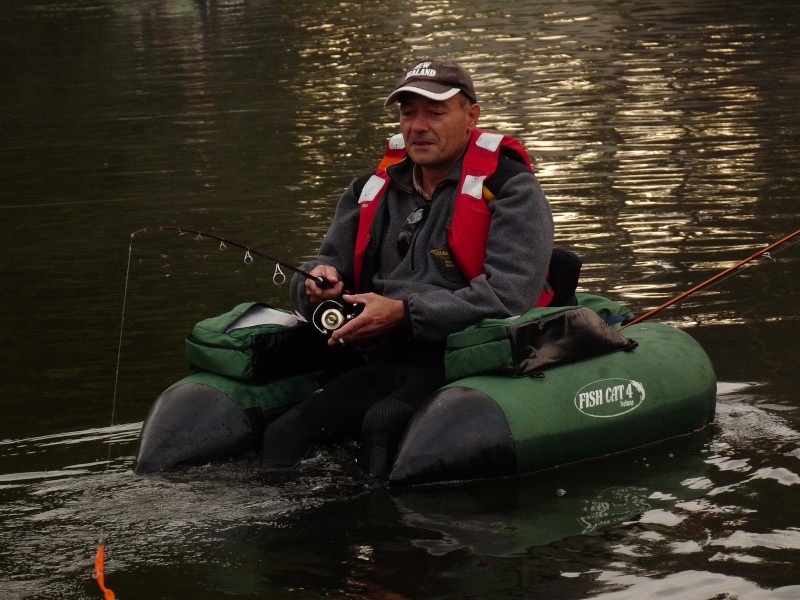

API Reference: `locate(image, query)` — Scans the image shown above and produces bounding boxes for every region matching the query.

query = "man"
[261,58,554,476]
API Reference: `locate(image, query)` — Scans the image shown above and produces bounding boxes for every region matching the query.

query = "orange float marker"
[94,544,116,600]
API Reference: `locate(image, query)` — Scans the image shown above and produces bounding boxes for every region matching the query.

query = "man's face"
[398,93,480,171]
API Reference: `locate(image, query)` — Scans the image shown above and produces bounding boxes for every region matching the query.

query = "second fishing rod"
[134,226,363,335]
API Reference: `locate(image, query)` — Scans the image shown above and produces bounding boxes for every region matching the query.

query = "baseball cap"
[384,58,477,106]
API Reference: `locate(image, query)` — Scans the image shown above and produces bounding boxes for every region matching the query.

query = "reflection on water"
[593,570,800,600]
[1,0,800,597]
[0,425,366,598]
[3,390,800,598]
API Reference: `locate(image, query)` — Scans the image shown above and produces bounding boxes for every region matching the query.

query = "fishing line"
[91,237,138,599]
[621,229,800,329]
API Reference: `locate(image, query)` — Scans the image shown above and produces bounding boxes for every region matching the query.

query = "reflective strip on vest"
[388,133,405,150]
[461,174,486,200]
[475,131,503,152]
[359,175,388,206]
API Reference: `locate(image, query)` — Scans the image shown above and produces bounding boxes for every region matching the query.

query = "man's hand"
[329,293,405,347]
[305,265,344,303]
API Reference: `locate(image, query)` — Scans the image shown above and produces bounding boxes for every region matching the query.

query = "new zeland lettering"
[574,379,646,418]
[406,62,435,79]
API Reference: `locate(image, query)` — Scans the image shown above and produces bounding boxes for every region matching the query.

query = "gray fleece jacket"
[290,148,554,342]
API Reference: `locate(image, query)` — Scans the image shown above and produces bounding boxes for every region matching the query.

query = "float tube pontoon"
[133,294,716,485]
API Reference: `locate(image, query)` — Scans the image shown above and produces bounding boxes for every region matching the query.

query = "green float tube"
[134,295,716,484]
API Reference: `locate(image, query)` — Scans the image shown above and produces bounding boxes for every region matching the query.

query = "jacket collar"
[385,154,464,199]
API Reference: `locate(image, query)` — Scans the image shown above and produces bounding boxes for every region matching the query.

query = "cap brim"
[384,85,461,106]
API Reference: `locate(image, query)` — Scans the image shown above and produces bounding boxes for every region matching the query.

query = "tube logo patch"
[574,379,645,418]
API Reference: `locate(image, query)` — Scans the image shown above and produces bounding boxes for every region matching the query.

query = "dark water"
[1,0,799,598]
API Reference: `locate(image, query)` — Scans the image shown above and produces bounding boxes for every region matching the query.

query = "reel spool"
[312,299,362,335]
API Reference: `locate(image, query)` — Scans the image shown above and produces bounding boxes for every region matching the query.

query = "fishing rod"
[132,225,332,290]
[621,229,800,330]
[132,225,362,334]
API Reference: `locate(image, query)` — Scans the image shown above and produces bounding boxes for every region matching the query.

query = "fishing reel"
[312,299,363,335]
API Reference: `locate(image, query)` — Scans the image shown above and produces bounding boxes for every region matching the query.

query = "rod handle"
[315,276,333,290]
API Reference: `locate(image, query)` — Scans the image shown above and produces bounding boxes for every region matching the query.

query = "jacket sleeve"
[289,177,365,320]
[406,171,554,341]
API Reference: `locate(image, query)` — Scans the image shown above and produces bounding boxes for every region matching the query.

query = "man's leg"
[360,344,447,476]
[261,362,384,466]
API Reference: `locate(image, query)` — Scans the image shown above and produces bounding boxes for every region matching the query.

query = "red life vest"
[353,128,554,307]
